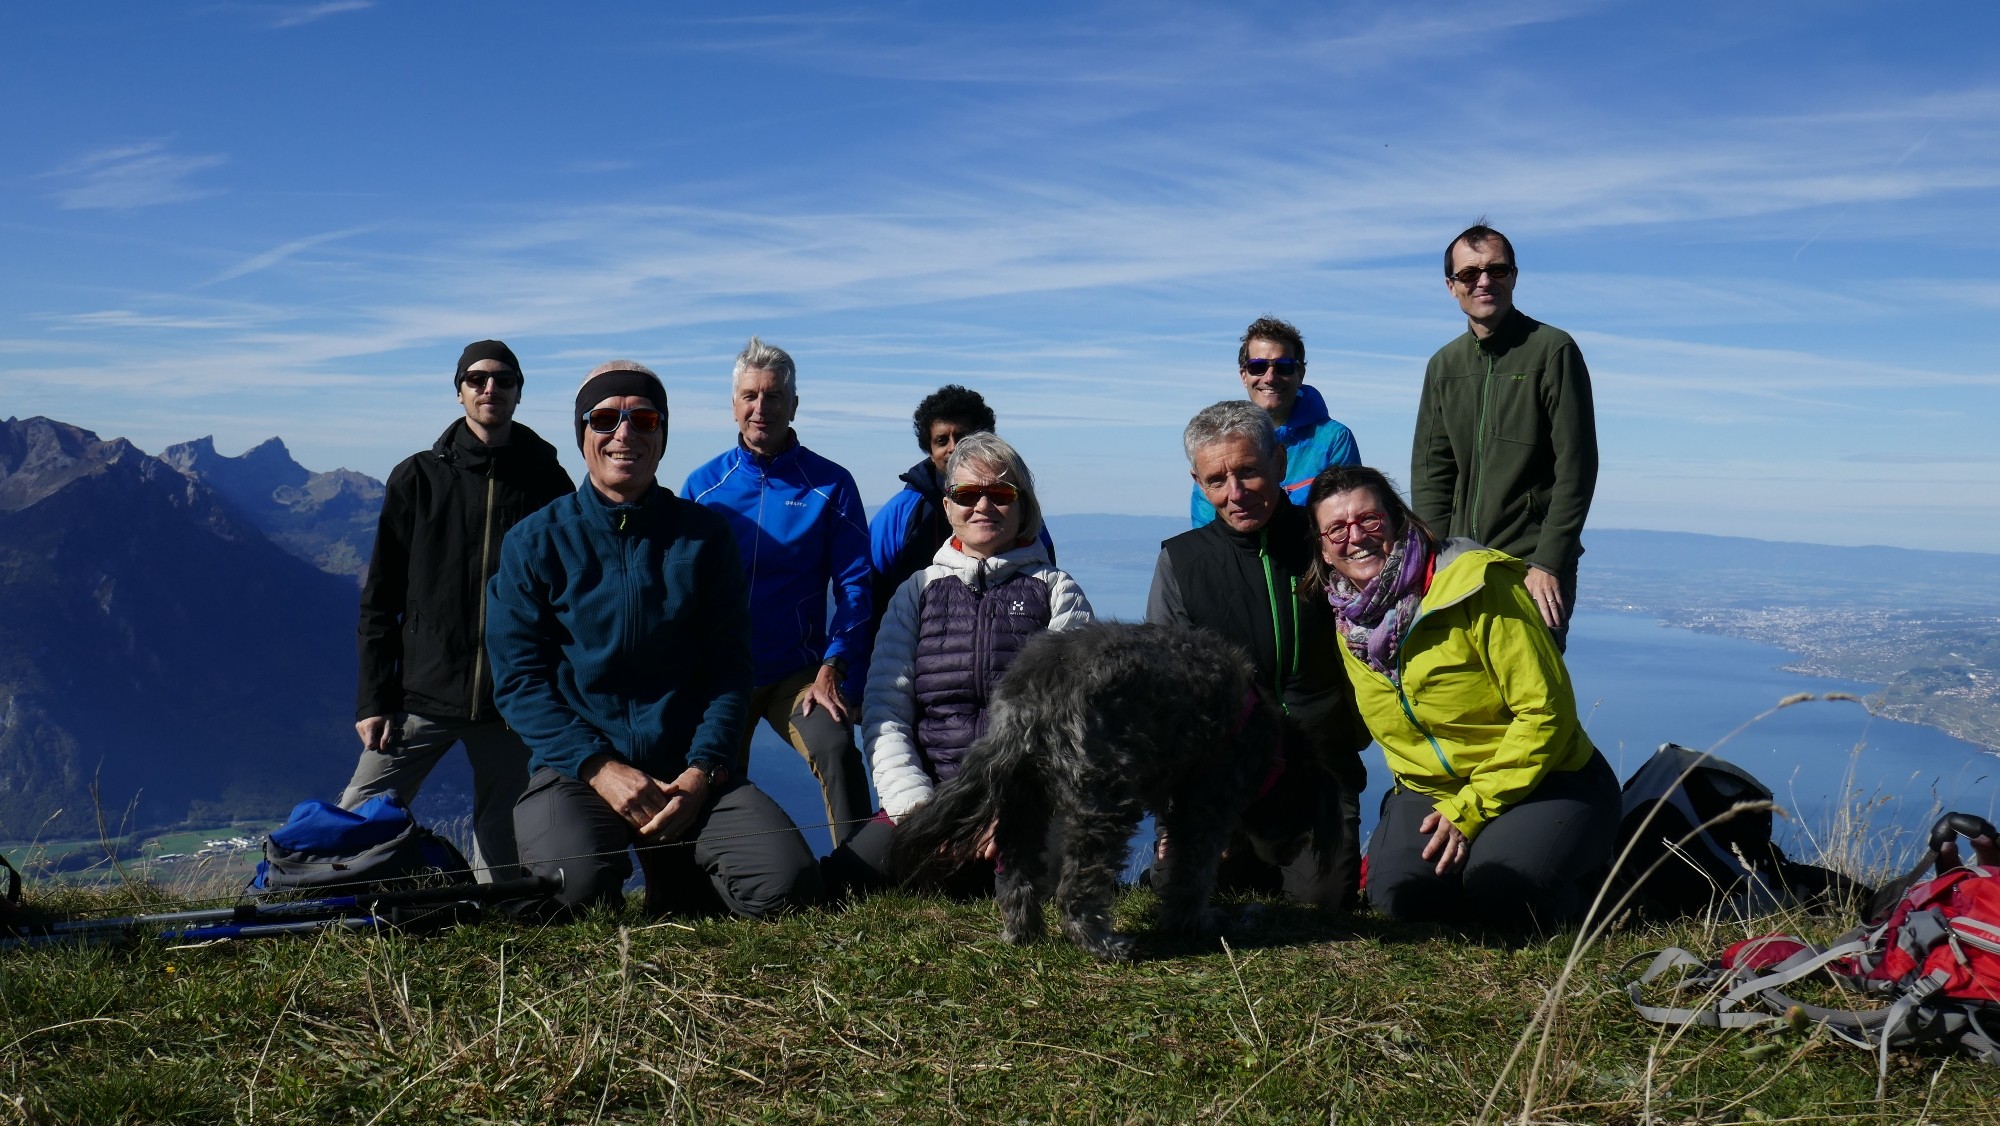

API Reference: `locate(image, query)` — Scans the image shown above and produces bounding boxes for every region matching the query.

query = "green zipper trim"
[1471,346,1493,541]
[1392,605,1457,779]
[1258,531,1300,710]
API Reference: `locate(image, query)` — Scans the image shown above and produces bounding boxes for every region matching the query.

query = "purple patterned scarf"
[1324,522,1434,683]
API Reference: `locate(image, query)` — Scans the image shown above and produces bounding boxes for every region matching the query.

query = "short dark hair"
[912,384,996,450]
[1236,316,1305,370]
[1444,219,1516,277]
[1299,464,1437,599]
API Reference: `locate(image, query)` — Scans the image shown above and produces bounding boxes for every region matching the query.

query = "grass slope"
[3,885,1993,1124]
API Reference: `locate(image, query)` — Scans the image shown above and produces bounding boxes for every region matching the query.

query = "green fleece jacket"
[1411,310,1598,575]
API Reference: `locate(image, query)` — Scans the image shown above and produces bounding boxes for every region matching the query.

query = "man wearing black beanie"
[488,360,822,919]
[346,339,575,882]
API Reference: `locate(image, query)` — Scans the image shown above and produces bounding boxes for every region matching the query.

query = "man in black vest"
[346,339,575,881]
[1146,400,1370,910]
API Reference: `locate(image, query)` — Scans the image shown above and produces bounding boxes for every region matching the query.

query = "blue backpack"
[251,795,472,894]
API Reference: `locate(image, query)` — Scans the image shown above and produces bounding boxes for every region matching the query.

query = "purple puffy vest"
[911,565,1053,783]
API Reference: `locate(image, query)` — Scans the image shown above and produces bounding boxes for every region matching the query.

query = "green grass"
[3,885,1995,1125]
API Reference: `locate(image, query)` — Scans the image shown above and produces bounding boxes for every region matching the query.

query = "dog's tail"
[888,699,1048,883]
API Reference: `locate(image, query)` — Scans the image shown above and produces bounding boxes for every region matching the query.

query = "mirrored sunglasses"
[944,483,1019,507]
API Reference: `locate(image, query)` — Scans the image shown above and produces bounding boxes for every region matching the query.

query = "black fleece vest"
[1161,504,1369,776]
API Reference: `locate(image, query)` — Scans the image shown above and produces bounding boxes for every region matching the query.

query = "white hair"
[731,336,796,396]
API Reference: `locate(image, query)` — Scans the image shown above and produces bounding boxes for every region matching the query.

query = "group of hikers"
[346,221,1610,934]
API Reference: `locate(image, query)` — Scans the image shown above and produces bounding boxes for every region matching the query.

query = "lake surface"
[746,593,1999,871]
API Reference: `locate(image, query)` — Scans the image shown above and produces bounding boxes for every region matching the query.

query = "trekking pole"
[3,874,559,951]
[4,914,388,950]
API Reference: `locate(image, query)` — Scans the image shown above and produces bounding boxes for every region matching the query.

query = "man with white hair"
[685,337,873,849]
[486,360,821,918]
[1147,400,1371,910]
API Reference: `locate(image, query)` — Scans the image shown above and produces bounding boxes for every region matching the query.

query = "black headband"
[456,339,521,387]
[573,369,668,449]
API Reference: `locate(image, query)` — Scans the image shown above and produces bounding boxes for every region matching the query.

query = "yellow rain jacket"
[1338,542,1594,840]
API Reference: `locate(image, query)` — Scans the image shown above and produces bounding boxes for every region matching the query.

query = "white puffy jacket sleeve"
[864,573,935,822]
[1041,567,1095,631]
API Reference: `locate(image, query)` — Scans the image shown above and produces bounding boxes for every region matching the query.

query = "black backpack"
[1613,743,1869,917]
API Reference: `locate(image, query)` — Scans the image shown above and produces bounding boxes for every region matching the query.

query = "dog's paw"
[1157,902,1228,935]
[1001,921,1042,946]
[1084,931,1137,962]
[1230,903,1268,930]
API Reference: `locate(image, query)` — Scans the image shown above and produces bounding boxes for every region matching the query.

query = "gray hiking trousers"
[339,713,531,882]
[513,768,823,919]
[1367,749,1619,932]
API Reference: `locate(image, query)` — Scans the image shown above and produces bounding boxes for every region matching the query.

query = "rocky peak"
[0,416,150,513]
[160,434,310,510]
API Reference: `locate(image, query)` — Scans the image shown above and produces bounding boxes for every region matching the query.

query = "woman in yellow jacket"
[1302,465,1620,932]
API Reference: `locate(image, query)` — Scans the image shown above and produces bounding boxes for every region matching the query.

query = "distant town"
[1653,607,2000,754]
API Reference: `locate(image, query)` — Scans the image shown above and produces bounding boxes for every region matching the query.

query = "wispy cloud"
[267,1,372,29]
[43,141,227,210]
[204,226,377,285]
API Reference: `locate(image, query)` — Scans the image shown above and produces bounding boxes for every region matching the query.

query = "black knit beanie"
[455,340,522,387]
[573,366,669,450]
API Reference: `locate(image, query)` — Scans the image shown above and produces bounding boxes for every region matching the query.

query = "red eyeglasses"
[1318,511,1387,544]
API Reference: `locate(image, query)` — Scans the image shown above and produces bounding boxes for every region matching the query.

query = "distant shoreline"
[1609,608,2000,758]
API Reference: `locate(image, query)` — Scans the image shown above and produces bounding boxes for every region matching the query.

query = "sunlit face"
[733,367,797,455]
[1314,487,1397,588]
[1238,336,1302,421]
[1446,237,1517,329]
[457,358,521,430]
[583,394,664,500]
[944,460,1023,559]
[926,418,976,476]
[1190,434,1283,534]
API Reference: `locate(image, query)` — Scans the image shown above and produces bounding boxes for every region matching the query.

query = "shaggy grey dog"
[891,621,1289,961]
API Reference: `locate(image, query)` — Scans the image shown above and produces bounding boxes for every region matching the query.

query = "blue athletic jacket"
[486,483,751,782]
[1189,383,1362,527]
[684,437,872,699]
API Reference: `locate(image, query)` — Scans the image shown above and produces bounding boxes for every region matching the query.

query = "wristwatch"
[699,761,731,790]
[822,655,849,680]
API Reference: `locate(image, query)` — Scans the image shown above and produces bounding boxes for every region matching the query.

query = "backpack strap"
[1623,948,1785,1029]
[1866,813,2000,922]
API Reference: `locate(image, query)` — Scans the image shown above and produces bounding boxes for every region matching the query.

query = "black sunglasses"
[1243,358,1303,377]
[582,406,664,434]
[1449,263,1516,286]
[460,370,522,390]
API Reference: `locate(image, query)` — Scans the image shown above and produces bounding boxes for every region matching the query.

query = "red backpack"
[1627,813,2000,1091]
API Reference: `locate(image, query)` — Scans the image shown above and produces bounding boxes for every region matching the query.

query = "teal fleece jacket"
[485,483,751,782]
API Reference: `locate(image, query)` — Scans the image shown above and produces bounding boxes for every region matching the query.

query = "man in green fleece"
[1412,223,1598,651]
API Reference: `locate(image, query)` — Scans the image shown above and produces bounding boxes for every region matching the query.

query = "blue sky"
[5,2,1998,549]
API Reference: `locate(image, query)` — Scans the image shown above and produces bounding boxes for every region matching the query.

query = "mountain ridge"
[0,417,358,837]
